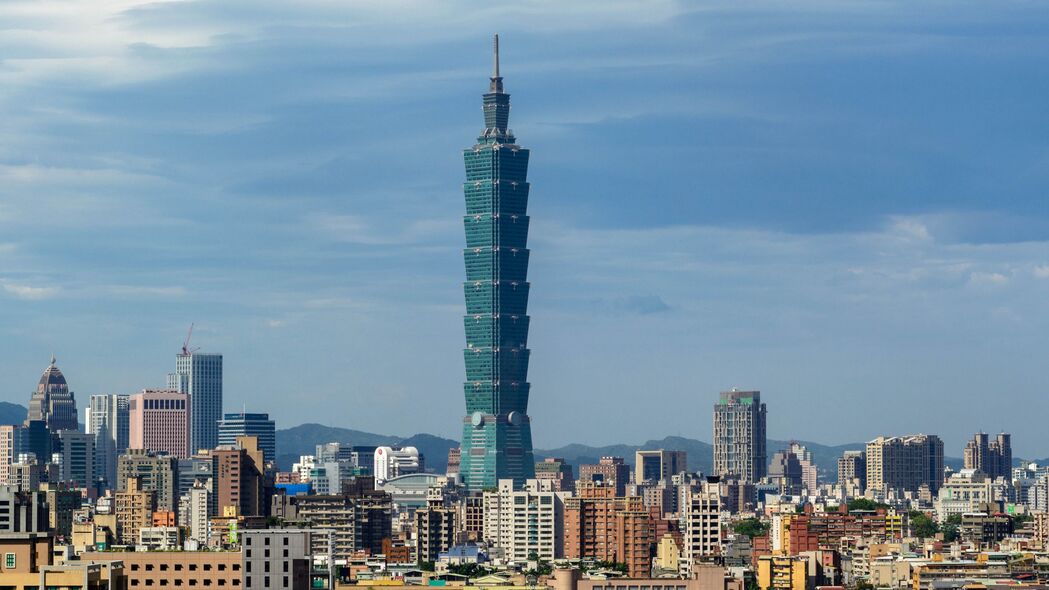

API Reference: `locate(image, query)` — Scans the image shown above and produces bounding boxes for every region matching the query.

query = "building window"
[4,553,14,569]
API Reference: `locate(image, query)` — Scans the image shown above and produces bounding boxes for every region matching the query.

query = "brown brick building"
[563,482,652,577]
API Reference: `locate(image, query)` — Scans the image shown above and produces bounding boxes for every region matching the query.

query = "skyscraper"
[27,355,78,432]
[713,389,767,484]
[963,432,1012,480]
[459,35,536,490]
[86,393,130,489]
[866,434,944,495]
[129,389,191,459]
[218,412,276,464]
[167,351,222,454]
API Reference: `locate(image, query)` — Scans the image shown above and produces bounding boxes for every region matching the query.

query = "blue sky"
[1,1,1048,457]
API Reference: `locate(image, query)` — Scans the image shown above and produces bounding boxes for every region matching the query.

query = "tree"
[847,498,889,512]
[909,511,938,538]
[732,518,771,539]
[941,514,961,543]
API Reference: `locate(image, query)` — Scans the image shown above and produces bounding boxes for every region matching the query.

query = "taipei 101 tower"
[459,35,536,490]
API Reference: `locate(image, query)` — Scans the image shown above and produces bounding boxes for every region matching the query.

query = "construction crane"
[181,323,200,355]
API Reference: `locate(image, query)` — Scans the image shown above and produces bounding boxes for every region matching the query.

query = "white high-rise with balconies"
[713,389,767,484]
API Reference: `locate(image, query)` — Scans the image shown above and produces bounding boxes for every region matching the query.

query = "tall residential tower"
[713,389,767,484]
[459,36,536,490]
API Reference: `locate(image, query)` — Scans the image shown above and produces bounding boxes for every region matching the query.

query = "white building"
[374,446,421,483]
[682,480,721,576]
[189,483,210,545]
[139,526,182,550]
[482,479,565,564]
[293,455,316,483]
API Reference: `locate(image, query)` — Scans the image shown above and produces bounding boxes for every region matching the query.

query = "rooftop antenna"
[489,34,503,93]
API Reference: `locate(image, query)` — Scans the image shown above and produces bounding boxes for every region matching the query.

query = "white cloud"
[2,283,58,300]
[1034,265,1049,279]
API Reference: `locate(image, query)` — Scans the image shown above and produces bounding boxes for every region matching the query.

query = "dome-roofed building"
[27,355,79,432]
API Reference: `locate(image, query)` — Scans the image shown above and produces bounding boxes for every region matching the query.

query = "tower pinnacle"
[489,34,503,93]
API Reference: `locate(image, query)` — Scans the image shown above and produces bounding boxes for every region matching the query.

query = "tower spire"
[489,33,503,93]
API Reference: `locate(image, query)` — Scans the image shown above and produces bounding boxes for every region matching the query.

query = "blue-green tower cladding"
[460,35,536,491]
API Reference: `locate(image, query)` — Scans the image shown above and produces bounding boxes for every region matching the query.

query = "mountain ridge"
[274,424,982,476]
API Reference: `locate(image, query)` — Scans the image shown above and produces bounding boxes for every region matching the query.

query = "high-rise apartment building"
[86,394,129,490]
[483,479,564,563]
[289,477,392,561]
[713,389,767,484]
[635,450,688,484]
[963,432,1012,480]
[459,36,536,491]
[115,477,156,546]
[167,351,222,454]
[415,506,457,563]
[129,389,190,459]
[837,450,866,492]
[563,481,652,578]
[27,356,79,432]
[865,435,944,495]
[682,480,722,576]
[579,457,632,497]
[217,412,275,464]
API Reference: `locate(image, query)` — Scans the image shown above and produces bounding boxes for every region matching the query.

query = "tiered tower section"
[459,35,535,490]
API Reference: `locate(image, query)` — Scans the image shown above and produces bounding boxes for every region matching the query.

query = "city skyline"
[1,2,1048,455]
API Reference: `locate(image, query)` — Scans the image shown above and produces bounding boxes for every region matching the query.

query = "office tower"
[350,446,377,474]
[167,350,222,454]
[459,36,536,491]
[579,457,632,496]
[563,481,652,578]
[16,421,51,469]
[217,412,275,464]
[26,355,78,432]
[86,394,129,491]
[85,394,130,452]
[713,389,767,484]
[535,457,575,493]
[213,437,266,517]
[768,448,803,495]
[837,450,866,492]
[635,449,688,484]
[55,430,94,489]
[129,389,190,459]
[682,480,721,576]
[866,434,944,495]
[963,432,1012,480]
[415,506,457,563]
[373,446,421,483]
[117,449,178,513]
[483,479,564,563]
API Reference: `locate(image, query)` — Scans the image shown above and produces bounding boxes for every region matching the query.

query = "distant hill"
[0,402,27,425]
[275,423,975,480]
[274,424,457,473]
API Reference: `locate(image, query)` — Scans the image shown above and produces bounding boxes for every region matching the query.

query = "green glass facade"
[460,39,535,491]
